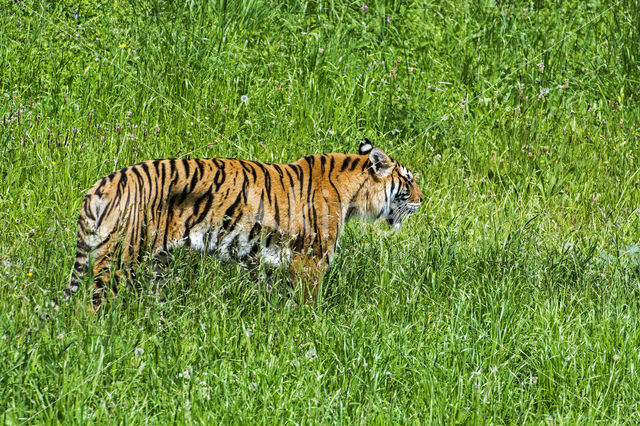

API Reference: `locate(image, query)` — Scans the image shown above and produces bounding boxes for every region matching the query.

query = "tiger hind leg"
[89,250,125,308]
[88,232,143,308]
[149,250,170,302]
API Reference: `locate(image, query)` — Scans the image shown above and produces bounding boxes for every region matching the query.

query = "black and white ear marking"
[359,138,373,155]
[369,147,393,177]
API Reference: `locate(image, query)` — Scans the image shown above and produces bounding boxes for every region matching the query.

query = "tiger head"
[355,139,424,229]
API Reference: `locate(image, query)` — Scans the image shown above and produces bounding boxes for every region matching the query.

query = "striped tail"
[62,194,99,302]
[64,235,90,301]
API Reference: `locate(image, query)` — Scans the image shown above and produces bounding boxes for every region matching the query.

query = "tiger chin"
[63,139,423,306]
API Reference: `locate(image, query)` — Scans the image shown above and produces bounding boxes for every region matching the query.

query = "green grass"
[1,0,640,423]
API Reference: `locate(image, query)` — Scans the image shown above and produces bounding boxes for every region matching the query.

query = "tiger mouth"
[406,202,420,213]
[385,202,421,228]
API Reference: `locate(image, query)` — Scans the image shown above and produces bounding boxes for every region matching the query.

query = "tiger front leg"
[290,254,328,304]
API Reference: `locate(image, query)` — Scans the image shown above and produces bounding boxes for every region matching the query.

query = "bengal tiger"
[64,139,423,305]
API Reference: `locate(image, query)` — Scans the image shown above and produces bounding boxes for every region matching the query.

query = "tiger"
[64,139,423,305]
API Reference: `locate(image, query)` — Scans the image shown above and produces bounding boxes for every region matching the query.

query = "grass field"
[1,0,639,423]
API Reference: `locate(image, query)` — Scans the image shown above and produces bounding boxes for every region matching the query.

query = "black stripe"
[140,162,152,185]
[96,175,120,227]
[341,157,352,172]
[213,160,226,190]
[94,177,108,198]
[82,201,93,220]
[239,159,251,174]
[241,170,249,203]
[249,222,262,240]
[255,162,272,204]
[273,164,286,189]
[303,155,315,168]
[288,164,303,198]
[188,162,200,192]
[177,175,191,205]
[256,190,265,223]
[162,162,179,248]
[195,159,205,179]
[181,159,190,179]
[222,191,244,231]
[96,197,116,229]
[77,219,92,237]
[130,165,144,192]
[345,181,367,221]
[284,167,296,198]
[137,212,147,264]
[75,252,88,260]
[84,198,97,220]
[128,182,141,252]
[150,161,166,250]
[77,240,90,252]
[303,155,315,203]
[240,159,257,183]
[192,185,214,226]
[140,162,155,209]
[301,200,308,238]
[306,163,313,202]
[144,161,158,225]
[247,162,258,182]
[95,184,117,229]
[274,196,280,225]
[311,189,320,250]
[92,233,113,251]
[327,156,342,209]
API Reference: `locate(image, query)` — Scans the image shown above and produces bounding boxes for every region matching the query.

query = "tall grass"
[1,0,639,423]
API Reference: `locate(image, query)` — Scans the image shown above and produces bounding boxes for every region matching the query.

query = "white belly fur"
[183,225,292,268]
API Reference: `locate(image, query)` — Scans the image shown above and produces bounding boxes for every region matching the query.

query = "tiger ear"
[369,148,393,177]
[359,138,373,155]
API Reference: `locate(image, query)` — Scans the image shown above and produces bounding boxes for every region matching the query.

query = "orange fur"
[64,141,423,305]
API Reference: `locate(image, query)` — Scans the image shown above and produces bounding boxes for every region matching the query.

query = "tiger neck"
[328,155,373,225]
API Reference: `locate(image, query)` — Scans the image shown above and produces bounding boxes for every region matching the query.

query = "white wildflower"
[178,366,192,379]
